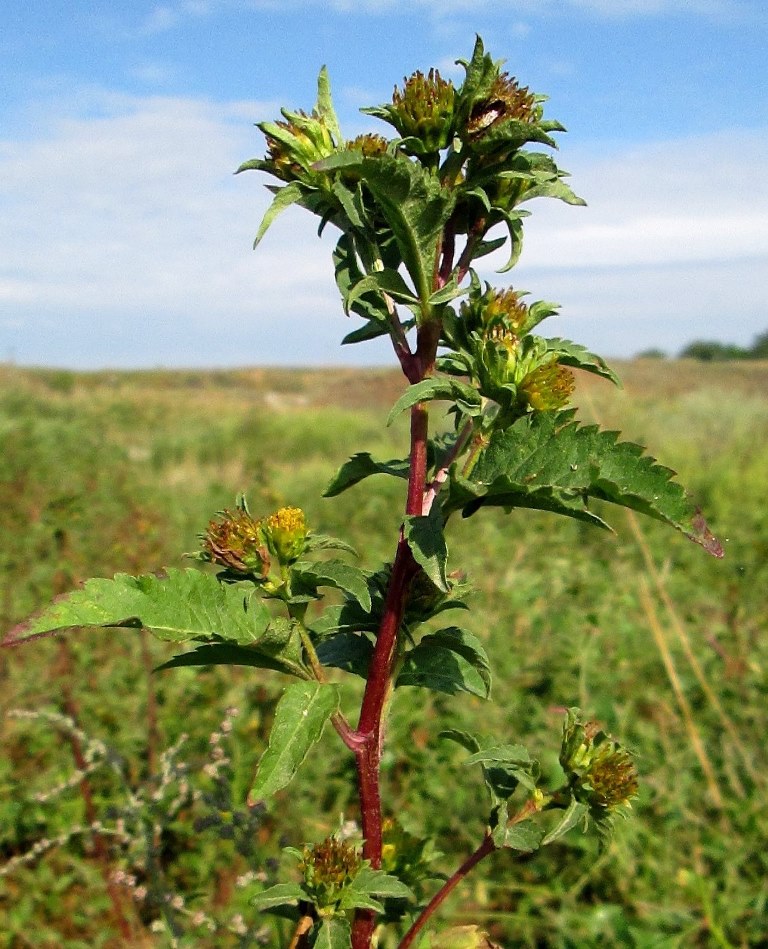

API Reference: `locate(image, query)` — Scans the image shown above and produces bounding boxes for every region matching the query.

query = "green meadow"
[1,360,766,947]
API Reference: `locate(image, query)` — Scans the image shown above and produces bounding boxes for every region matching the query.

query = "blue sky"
[1,0,767,367]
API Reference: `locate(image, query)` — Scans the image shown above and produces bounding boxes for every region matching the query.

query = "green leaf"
[341,321,390,346]
[315,631,373,678]
[314,917,352,949]
[337,868,414,912]
[494,210,527,273]
[248,681,340,804]
[251,181,305,248]
[346,270,420,314]
[397,627,491,699]
[305,533,357,556]
[354,154,456,309]
[251,882,306,912]
[155,640,308,679]
[315,66,342,145]
[404,506,449,592]
[544,338,621,387]
[541,796,589,846]
[439,729,482,755]
[465,744,539,793]
[449,410,723,556]
[324,452,410,497]
[491,805,546,852]
[333,234,389,325]
[9,569,271,645]
[293,560,372,612]
[386,378,481,426]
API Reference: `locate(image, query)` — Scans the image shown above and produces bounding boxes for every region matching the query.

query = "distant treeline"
[638,330,768,362]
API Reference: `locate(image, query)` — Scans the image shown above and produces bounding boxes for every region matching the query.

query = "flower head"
[364,69,455,154]
[466,72,539,139]
[202,508,270,577]
[560,710,639,813]
[262,506,308,565]
[299,836,361,911]
[260,110,337,184]
[518,359,575,412]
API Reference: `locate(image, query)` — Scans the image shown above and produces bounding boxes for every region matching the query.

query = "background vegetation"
[1,359,766,947]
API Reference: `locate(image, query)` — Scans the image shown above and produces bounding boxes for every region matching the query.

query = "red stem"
[399,833,496,949]
[351,321,439,949]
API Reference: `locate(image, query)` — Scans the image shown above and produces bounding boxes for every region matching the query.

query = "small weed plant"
[4,38,723,948]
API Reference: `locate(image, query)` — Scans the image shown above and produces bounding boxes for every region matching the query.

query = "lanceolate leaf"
[248,681,340,804]
[7,569,271,646]
[387,378,481,426]
[337,868,414,912]
[544,338,621,386]
[404,506,449,592]
[324,452,410,497]
[447,411,723,556]
[250,882,306,912]
[397,627,491,698]
[541,796,589,846]
[249,181,304,248]
[155,640,308,680]
[293,560,372,612]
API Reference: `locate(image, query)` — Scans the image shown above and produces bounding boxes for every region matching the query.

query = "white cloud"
[0,88,765,366]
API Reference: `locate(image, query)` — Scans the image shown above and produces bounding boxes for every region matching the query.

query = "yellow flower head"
[262,506,308,564]
[518,359,575,411]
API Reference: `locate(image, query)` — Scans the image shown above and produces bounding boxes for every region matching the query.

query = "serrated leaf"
[404,506,449,592]
[324,452,410,497]
[357,867,414,899]
[155,640,307,679]
[354,154,456,308]
[451,410,722,556]
[248,681,339,804]
[333,234,389,325]
[293,560,372,612]
[465,744,539,800]
[397,627,491,698]
[387,378,481,426]
[541,796,589,845]
[315,631,374,678]
[8,569,271,646]
[315,66,342,145]
[314,917,352,949]
[544,338,621,386]
[304,533,357,556]
[251,181,304,248]
[251,882,306,912]
[491,809,545,852]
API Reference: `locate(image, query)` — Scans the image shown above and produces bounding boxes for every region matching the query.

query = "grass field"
[1,360,767,947]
